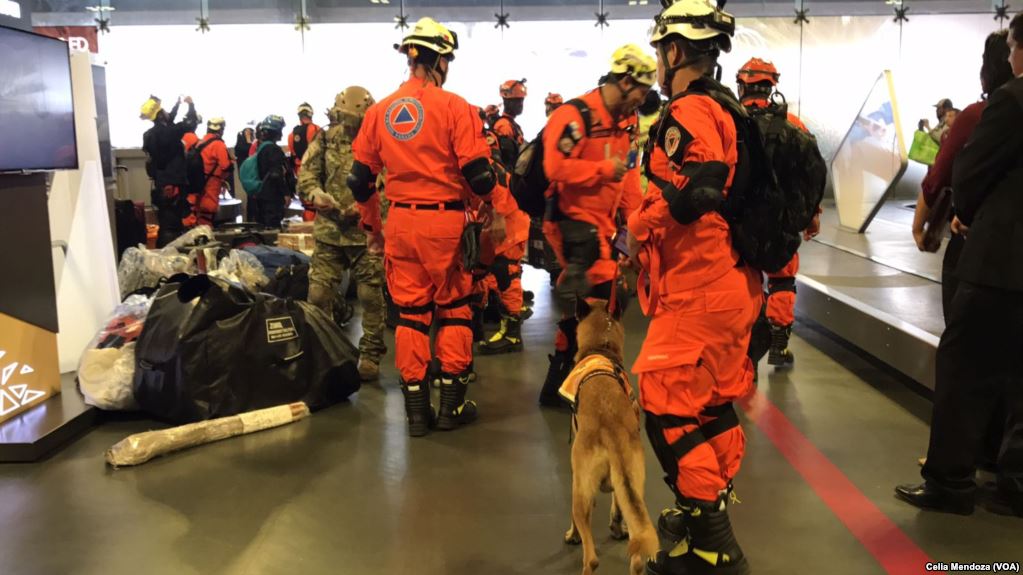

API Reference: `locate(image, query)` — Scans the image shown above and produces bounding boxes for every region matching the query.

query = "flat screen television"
[0,25,77,172]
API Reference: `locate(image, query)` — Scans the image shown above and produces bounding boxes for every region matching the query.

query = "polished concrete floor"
[1,269,1020,575]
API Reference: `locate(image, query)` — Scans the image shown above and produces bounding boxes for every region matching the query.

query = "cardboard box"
[0,313,60,424]
[277,233,315,256]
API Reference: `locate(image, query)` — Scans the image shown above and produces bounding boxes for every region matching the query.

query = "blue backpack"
[239,141,273,196]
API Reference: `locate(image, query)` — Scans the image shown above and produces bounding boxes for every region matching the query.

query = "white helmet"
[395,17,459,60]
[650,0,735,47]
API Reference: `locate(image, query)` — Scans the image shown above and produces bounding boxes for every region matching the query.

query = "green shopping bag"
[908,130,940,166]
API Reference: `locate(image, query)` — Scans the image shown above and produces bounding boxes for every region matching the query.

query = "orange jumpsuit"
[630,87,762,503]
[473,126,530,318]
[543,89,642,293]
[197,134,231,227]
[542,89,642,357]
[353,79,496,383]
[742,98,815,327]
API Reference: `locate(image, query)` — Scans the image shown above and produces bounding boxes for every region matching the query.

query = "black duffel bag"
[133,274,360,424]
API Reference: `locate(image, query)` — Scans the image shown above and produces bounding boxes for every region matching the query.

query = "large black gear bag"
[133,274,360,423]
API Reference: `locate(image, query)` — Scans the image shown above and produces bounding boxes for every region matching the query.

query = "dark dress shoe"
[895,482,974,515]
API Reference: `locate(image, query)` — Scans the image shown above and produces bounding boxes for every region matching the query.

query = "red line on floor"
[740,390,941,575]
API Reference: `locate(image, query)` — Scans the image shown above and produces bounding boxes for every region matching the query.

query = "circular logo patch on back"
[385,97,425,141]
[664,126,682,158]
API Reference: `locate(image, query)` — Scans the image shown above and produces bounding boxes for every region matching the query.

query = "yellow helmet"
[610,44,658,87]
[207,117,226,133]
[139,95,162,121]
[395,17,459,60]
[331,86,375,126]
[649,0,735,46]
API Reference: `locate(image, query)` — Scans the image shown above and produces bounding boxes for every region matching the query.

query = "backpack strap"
[566,99,592,138]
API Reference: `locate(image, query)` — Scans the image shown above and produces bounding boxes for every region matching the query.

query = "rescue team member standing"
[291,102,321,221]
[195,117,232,227]
[298,87,388,383]
[141,95,199,247]
[253,115,295,229]
[350,17,507,437]
[536,44,653,406]
[473,110,531,356]
[493,79,527,167]
[632,1,758,573]
[735,57,821,367]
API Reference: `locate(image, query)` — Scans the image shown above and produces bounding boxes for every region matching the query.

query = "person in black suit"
[896,14,1023,517]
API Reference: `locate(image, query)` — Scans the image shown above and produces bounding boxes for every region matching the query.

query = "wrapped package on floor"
[132,274,360,424]
[77,294,155,411]
[106,402,310,467]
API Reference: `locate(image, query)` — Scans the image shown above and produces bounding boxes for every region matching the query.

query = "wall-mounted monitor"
[0,25,78,172]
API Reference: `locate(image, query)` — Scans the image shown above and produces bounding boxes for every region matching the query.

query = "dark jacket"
[142,102,198,188]
[256,143,294,199]
[952,76,1023,292]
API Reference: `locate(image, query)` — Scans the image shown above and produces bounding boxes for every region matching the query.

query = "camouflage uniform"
[298,88,387,371]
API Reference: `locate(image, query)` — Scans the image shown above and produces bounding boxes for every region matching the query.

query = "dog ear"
[576,296,592,320]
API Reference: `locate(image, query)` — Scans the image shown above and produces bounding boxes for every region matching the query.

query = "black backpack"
[292,124,312,164]
[511,99,592,218]
[184,136,219,196]
[684,79,826,273]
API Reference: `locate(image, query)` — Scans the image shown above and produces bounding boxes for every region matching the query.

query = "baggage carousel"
[795,200,944,390]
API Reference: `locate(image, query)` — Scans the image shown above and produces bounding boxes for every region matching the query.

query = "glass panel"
[831,71,908,231]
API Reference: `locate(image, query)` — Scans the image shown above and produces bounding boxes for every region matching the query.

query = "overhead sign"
[33,26,100,54]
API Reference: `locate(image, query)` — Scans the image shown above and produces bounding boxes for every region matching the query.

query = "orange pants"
[766,253,798,327]
[543,220,617,291]
[636,265,762,502]
[476,243,525,316]
[385,207,473,382]
[194,177,223,227]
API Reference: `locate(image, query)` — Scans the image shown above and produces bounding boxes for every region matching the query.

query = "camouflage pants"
[309,241,387,363]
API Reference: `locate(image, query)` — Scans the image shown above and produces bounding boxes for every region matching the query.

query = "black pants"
[940,233,1006,468]
[923,280,1023,497]
[252,190,286,229]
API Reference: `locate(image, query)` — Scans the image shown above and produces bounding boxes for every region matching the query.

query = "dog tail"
[608,434,659,564]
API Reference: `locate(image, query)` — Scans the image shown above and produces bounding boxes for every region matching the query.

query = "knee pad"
[644,411,705,500]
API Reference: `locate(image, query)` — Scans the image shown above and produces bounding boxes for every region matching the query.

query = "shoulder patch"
[385,97,425,141]
[658,113,693,164]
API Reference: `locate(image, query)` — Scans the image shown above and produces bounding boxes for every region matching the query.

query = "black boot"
[767,324,794,367]
[539,352,573,408]
[539,318,578,407]
[437,372,478,431]
[478,315,523,355]
[648,496,750,575]
[658,484,736,544]
[401,379,435,438]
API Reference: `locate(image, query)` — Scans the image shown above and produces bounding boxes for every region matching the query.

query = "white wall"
[102,14,1003,161]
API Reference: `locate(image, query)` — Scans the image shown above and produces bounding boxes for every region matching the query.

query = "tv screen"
[0,25,77,172]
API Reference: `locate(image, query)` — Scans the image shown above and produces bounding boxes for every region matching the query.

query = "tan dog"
[562,298,658,575]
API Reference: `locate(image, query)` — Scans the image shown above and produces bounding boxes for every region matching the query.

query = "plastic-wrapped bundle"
[165,225,215,249]
[208,250,269,293]
[77,294,154,410]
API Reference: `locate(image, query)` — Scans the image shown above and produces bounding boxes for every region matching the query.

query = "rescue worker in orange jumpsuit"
[470,107,531,356]
[545,93,564,117]
[536,44,653,406]
[350,17,506,438]
[290,102,321,221]
[493,79,528,167]
[736,57,822,367]
[633,1,758,573]
[194,117,232,227]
